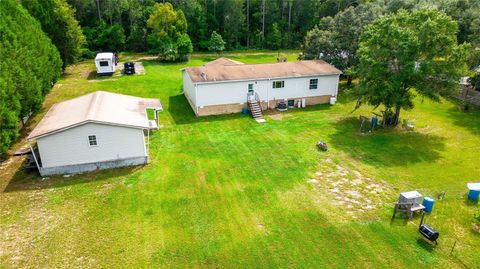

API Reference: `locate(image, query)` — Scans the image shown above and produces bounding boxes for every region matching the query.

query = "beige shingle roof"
[185,59,342,83]
[27,91,162,140]
[203,57,244,66]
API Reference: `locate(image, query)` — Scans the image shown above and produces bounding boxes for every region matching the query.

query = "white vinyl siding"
[182,70,197,106]
[37,123,146,168]
[193,75,339,107]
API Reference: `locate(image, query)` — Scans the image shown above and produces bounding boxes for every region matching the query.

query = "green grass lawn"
[1,52,479,268]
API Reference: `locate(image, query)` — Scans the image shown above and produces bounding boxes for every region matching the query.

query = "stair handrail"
[254,92,262,112]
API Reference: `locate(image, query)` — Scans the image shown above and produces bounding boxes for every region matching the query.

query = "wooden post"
[28,142,41,173]
[450,240,457,255]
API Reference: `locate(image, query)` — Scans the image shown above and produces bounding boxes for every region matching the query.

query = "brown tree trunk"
[288,0,292,46]
[393,106,401,126]
[346,75,352,87]
[261,0,265,41]
[246,0,249,48]
[95,0,102,20]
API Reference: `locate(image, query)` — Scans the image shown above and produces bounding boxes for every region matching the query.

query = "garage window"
[88,135,98,147]
[309,79,318,89]
[99,61,109,67]
[272,80,284,89]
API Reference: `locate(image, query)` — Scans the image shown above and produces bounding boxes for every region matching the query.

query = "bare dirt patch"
[266,111,293,121]
[115,62,146,76]
[0,189,60,267]
[268,112,283,121]
[308,157,392,218]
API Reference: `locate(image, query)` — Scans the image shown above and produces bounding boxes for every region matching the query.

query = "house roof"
[203,57,244,66]
[95,52,114,60]
[185,58,342,83]
[27,91,162,140]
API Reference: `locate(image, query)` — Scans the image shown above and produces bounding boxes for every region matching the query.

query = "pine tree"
[207,31,226,54]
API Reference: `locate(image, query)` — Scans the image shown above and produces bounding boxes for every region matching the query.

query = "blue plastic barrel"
[371,117,378,128]
[468,189,480,201]
[422,197,435,213]
[242,107,249,115]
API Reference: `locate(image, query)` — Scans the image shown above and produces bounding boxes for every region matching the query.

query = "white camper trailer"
[95,52,116,75]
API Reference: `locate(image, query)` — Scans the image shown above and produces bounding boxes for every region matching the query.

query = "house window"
[309,79,318,89]
[273,80,284,88]
[99,61,109,67]
[88,135,98,147]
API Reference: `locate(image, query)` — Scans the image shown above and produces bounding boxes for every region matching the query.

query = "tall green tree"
[301,3,386,85]
[147,2,192,61]
[22,0,85,68]
[207,31,226,54]
[221,0,245,49]
[83,21,126,52]
[266,23,282,50]
[0,0,62,153]
[356,9,470,126]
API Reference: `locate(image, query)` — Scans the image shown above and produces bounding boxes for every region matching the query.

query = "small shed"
[27,91,162,176]
[95,52,116,75]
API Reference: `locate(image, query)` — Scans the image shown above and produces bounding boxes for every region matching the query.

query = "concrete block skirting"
[39,156,148,176]
[195,95,332,116]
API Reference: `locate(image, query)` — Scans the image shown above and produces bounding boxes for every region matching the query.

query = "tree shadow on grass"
[3,162,141,193]
[446,106,480,136]
[168,94,249,125]
[329,117,445,167]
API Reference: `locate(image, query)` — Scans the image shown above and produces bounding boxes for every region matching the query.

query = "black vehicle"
[124,62,135,75]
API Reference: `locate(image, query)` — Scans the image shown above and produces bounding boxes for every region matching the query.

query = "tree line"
[66,0,358,54]
[0,0,63,153]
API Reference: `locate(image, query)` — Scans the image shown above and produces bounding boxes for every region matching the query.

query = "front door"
[247,83,254,101]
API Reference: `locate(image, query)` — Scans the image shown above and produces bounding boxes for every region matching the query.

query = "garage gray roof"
[185,59,342,83]
[27,91,162,140]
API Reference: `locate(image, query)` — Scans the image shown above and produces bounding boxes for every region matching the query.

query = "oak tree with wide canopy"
[356,9,470,126]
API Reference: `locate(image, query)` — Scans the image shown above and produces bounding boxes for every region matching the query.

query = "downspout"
[267,80,270,110]
[28,142,41,174]
[147,128,150,162]
[195,84,199,115]
[335,75,340,97]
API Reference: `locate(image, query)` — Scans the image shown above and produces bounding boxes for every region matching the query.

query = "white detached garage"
[27,91,162,176]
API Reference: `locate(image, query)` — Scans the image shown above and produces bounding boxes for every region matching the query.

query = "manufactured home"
[95,52,116,75]
[181,58,342,116]
[26,91,162,176]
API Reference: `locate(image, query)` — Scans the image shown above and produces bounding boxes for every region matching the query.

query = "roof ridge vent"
[86,91,101,120]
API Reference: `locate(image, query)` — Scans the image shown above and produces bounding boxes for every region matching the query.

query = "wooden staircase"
[247,93,265,123]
